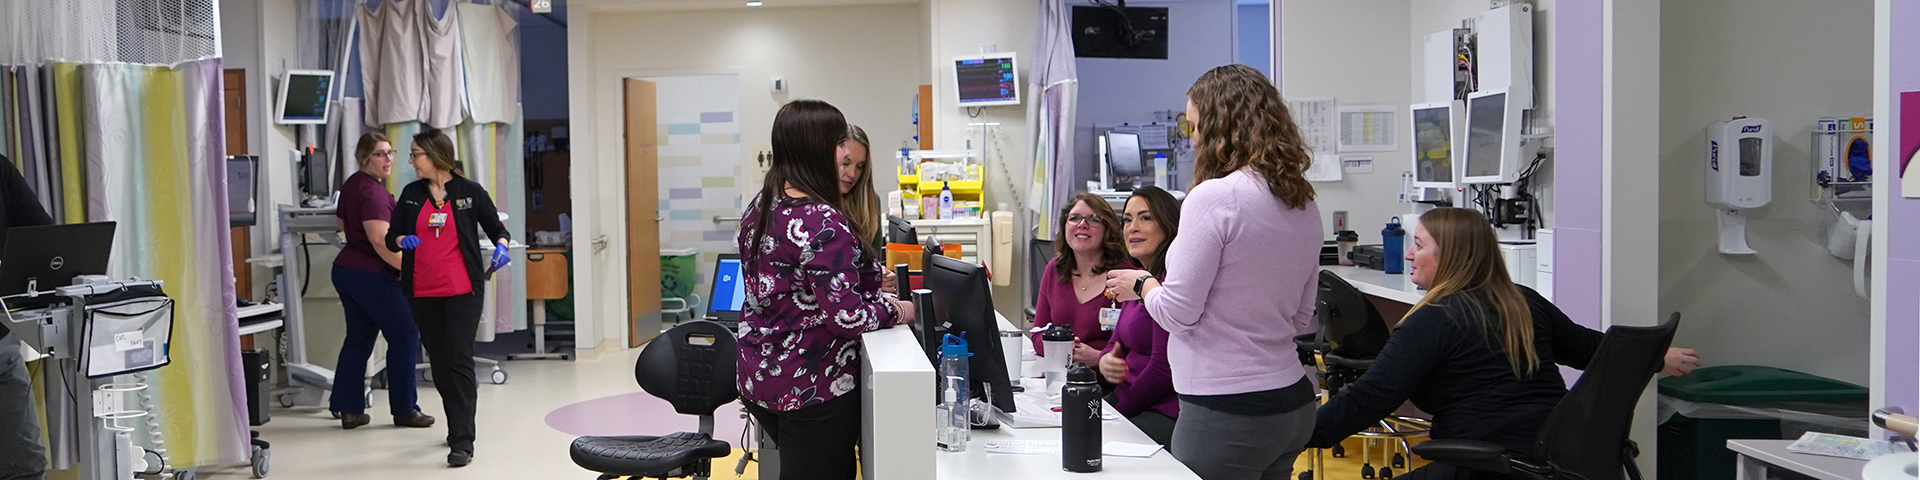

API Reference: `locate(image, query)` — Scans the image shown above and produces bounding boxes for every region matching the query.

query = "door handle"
[592,235,610,253]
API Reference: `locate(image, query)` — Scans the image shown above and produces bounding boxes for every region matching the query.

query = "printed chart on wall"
[1904,91,1920,197]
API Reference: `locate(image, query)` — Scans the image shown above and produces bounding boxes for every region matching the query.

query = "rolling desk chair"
[570,321,737,479]
[1412,314,1681,480]
[1302,270,1432,480]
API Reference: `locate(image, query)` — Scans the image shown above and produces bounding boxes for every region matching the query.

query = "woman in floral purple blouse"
[736,99,915,480]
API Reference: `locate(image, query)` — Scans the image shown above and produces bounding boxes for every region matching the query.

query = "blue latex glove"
[398,235,422,250]
[489,241,511,271]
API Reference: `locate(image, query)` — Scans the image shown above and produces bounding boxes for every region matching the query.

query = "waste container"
[1657,366,1869,480]
[660,247,700,302]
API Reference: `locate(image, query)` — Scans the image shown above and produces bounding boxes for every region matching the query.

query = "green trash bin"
[660,248,699,307]
[1657,366,1868,480]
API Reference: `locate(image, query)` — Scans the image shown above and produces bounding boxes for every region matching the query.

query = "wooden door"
[224,69,252,301]
[624,79,662,348]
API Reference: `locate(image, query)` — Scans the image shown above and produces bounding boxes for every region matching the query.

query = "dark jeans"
[412,293,483,452]
[330,265,420,416]
[746,392,862,480]
[0,333,46,480]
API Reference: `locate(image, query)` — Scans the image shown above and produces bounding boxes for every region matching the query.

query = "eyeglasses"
[410,152,428,159]
[370,150,394,158]
[1066,214,1104,226]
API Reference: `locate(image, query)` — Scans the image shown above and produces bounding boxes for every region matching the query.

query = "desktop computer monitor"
[921,252,1016,413]
[704,254,746,326]
[1105,132,1144,191]
[886,215,918,245]
[1410,102,1457,188]
[1463,89,1531,184]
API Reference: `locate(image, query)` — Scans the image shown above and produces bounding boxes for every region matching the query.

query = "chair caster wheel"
[1300,471,1313,480]
[1391,453,1406,469]
[1381,467,1393,480]
[1332,444,1346,458]
[491,369,508,385]
[277,394,295,408]
[1361,464,1376,479]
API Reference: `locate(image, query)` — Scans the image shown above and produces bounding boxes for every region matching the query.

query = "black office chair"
[1411,313,1681,480]
[1301,270,1430,480]
[569,321,737,480]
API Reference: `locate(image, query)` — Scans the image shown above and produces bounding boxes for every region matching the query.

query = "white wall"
[1072,1,1236,192]
[569,4,930,347]
[1280,0,1413,239]
[928,0,1036,322]
[1657,0,1874,385]
[1281,0,1557,241]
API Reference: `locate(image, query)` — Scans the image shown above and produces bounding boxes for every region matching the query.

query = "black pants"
[746,392,862,480]
[412,293,483,453]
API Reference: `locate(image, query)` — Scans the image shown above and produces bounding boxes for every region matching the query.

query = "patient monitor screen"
[1466,93,1508,179]
[1413,106,1454,183]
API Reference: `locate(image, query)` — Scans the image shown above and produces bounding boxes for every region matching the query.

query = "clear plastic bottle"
[936,334,972,452]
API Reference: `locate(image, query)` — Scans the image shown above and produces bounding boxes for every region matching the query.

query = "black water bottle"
[1061,363,1103,473]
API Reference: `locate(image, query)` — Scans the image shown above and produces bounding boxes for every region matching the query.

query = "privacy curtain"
[80,58,251,468]
[1028,0,1078,240]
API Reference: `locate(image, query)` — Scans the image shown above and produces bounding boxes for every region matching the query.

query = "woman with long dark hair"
[385,128,511,467]
[1095,186,1182,447]
[1106,64,1323,480]
[1307,208,1700,480]
[331,132,433,430]
[736,100,913,480]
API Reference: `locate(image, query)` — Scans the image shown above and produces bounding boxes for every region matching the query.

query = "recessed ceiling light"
[746,1,763,6]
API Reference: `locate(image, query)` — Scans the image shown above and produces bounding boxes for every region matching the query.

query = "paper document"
[1338,105,1398,153]
[1307,154,1343,182]
[1785,432,1900,460]
[984,440,1061,455]
[1288,97,1337,155]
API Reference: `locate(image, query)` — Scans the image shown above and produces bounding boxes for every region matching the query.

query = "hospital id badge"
[427,212,449,228]
[1098,307,1121,331]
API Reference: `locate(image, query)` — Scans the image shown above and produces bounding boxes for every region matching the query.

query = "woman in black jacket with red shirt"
[384,128,511,467]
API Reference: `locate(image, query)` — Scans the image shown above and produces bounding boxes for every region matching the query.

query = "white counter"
[1321,265,1426,305]
[861,312,1198,479]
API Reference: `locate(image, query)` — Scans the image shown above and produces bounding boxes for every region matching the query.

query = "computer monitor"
[1106,132,1143,191]
[886,215,918,245]
[705,254,745,325]
[0,222,116,311]
[1462,89,1531,184]
[227,155,259,227]
[275,70,334,125]
[299,149,332,201]
[921,253,1016,413]
[953,53,1020,107]
[1410,102,1458,188]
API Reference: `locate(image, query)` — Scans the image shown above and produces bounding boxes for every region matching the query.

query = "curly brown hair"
[1052,192,1129,283]
[1186,64,1315,209]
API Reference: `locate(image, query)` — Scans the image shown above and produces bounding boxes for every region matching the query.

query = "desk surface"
[1322,265,1426,305]
[936,316,1199,479]
[1729,439,1872,480]
[935,411,1199,479]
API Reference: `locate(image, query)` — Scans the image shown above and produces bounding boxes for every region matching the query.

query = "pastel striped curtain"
[77,58,249,468]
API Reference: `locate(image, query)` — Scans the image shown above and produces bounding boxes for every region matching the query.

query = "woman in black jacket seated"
[1308,208,1700,480]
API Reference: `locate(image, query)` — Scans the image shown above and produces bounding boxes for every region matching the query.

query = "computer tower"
[243,349,271,426]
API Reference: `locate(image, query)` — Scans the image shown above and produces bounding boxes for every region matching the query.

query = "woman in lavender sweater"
[736,99,915,480]
[1107,64,1323,480]
[1096,186,1183,448]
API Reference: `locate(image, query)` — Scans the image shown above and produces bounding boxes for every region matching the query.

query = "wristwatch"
[1133,274,1155,298]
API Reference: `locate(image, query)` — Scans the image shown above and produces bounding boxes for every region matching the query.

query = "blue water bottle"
[1383,217,1406,274]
